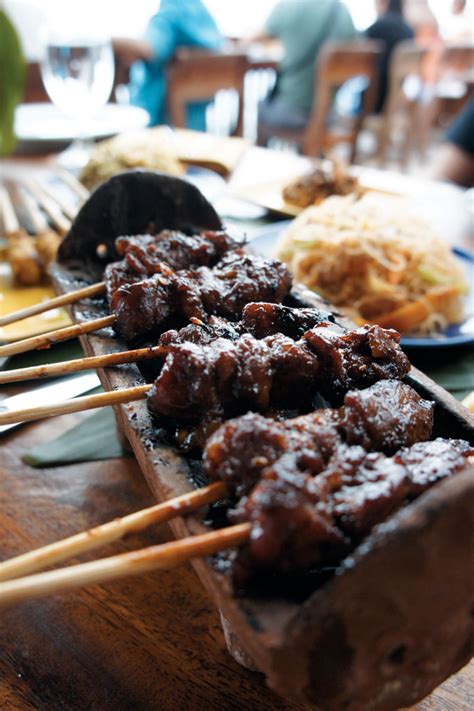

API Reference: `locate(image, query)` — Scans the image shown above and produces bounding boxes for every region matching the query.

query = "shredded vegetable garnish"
[276,194,468,335]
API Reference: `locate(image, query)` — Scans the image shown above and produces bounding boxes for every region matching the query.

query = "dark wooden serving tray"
[50,172,474,710]
[49,261,474,711]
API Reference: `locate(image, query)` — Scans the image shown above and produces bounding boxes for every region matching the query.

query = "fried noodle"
[276,194,468,335]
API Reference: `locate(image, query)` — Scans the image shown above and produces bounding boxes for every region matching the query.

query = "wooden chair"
[166,49,248,136]
[22,63,50,103]
[375,40,428,166]
[433,42,474,118]
[257,41,381,162]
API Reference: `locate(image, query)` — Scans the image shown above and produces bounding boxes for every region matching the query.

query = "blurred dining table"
[1,143,473,711]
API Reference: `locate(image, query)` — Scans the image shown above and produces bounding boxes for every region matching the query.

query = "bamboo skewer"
[37,180,79,221]
[18,186,64,278]
[18,186,50,234]
[0,482,228,583]
[0,185,44,286]
[0,281,106,327]
[0,384,150,426]
[0,345,165,384]
[0,185,21,236]
[0,523,251,606]
[0,314,115,357]
[24,180,72,236]
[55,168,90,202]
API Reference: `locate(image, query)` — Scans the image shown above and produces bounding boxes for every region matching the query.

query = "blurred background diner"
[2,0,473,184]
[1,0,474,174]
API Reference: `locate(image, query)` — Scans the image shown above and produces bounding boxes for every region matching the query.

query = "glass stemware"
[40,28,115,168]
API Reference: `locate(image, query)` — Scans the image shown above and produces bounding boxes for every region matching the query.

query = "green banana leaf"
[0,8,25,156]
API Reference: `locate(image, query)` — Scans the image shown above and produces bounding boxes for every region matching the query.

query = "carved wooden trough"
[51,172,474,710]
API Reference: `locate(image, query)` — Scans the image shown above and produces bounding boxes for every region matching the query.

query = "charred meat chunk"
[110,268,176,342]
[159,316,243,346]
[241,302,335,339]
[174,250,292,321]
[229,438,473,583]
[233,471,347,576]
[203,381,433,495]
[104,230,240,304]
[110,251,292,342]
[204,411,331,497]
[149,326,410,437]
[116,229,240,275]
[148,335,276,423]
[104,260,143,303]
[342,380,434,455]
[304,323,410,399]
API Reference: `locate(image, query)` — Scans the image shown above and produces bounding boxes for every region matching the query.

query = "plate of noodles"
[249,194,474,348]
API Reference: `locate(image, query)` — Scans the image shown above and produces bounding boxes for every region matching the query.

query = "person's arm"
[112,5,178,68]
[143,10,179,64]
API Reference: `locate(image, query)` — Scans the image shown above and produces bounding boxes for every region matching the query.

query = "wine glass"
[40,27,115,168]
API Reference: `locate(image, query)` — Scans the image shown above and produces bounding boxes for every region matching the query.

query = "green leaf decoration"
[0,8,25,156]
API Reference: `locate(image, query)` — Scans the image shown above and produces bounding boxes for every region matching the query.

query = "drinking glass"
[40,28,115,167]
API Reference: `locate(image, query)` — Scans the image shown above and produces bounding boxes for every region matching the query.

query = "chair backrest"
[23,62,50,103]
[438,43,474,76]
[302,40,382,156]
[166,49,248,134]
[384,40,427,114]
[389,40,427,84]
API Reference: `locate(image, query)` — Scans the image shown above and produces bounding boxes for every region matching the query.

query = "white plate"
[15,103,149,149]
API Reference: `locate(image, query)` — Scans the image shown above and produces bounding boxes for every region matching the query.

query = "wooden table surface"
[1,412,473,711]
[1,150,473,710]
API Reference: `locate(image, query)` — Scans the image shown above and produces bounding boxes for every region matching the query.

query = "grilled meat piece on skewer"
[117,230,240,274]
[159,316,244,346]
[228,436,473,584]
[242,302,337,339]
[111,250,293,341]
[131,305,348,390]
[147,324,410,447]
[204,381,434,496]
[160,303,337,347]
[104,229,240,301]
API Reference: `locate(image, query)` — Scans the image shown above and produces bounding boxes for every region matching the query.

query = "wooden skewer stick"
[0,281,106,327]
[24,180,71,236]
[17,186,63,280]
[0,383,150,426]
[18,185,50,234]
[0,523,251,607]
[0,314,115,358]
[0,482,228,583]
[0,523,250,606]
[55,168,90,203]
[0,185,44,286]
[0,345,166,384]
[37,180,79,221]
[0,184,21,236]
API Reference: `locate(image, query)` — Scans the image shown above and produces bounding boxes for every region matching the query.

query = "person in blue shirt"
[113,0,222,131]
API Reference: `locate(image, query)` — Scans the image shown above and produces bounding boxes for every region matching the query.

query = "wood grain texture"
[0,411,472,710]
[40,257,474,710]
